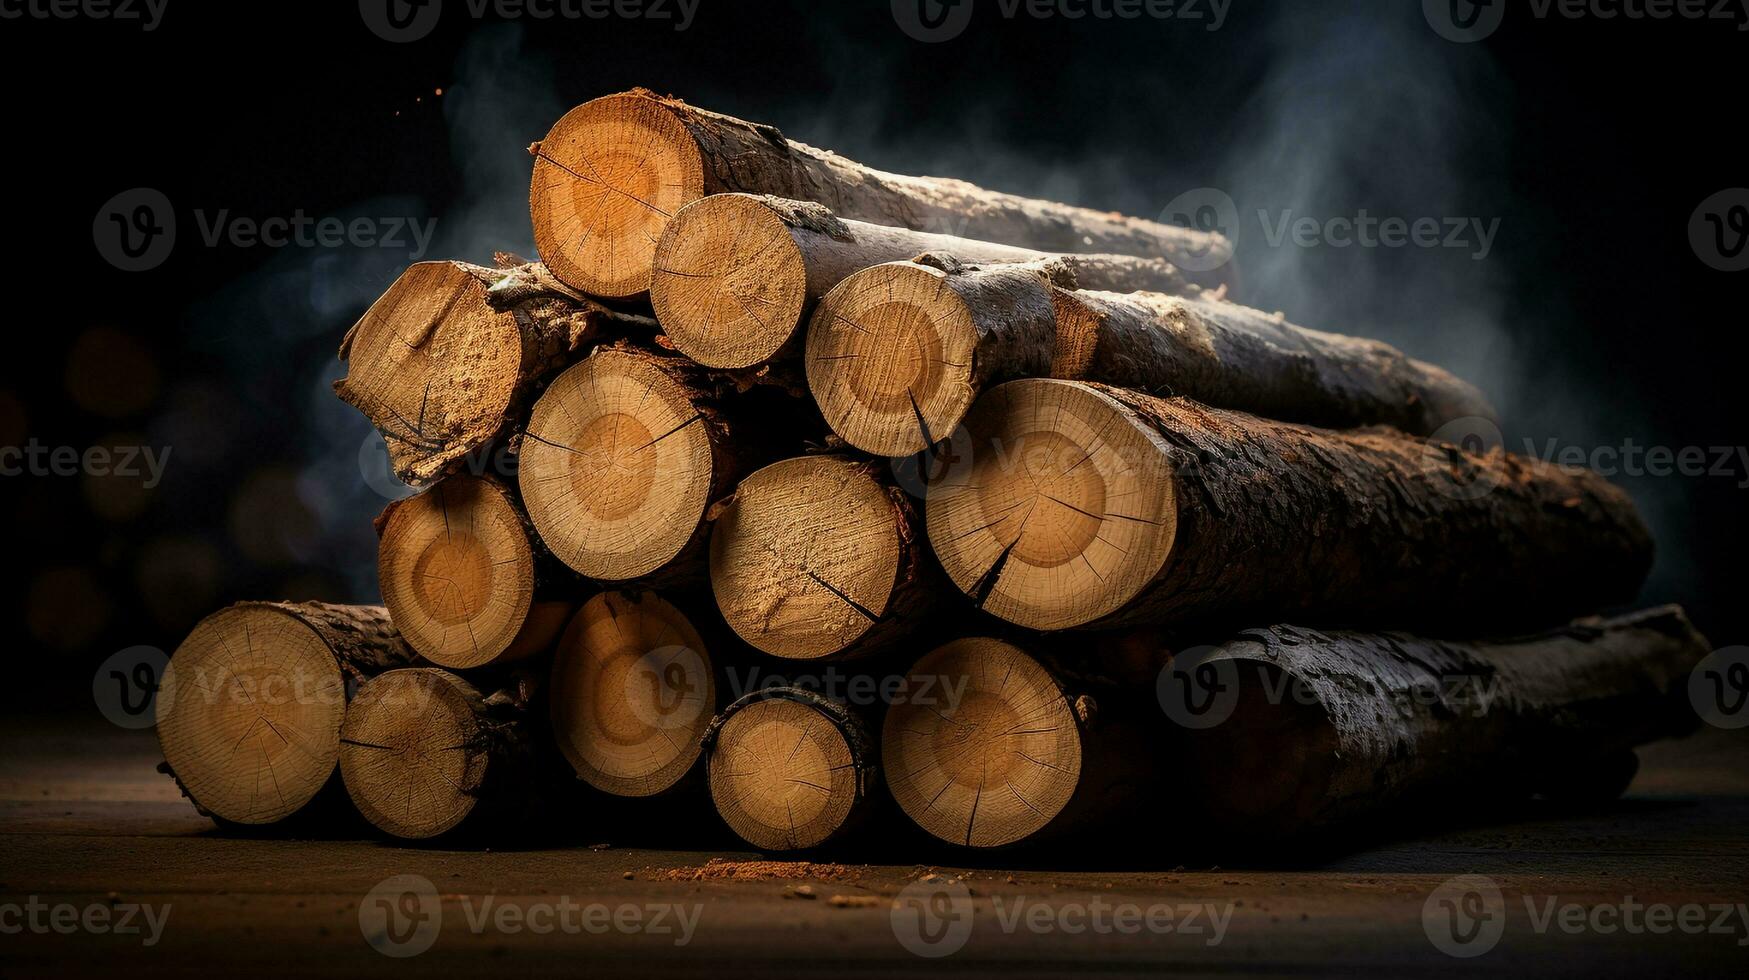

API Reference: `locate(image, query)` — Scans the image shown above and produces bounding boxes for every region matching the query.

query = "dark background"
[2,0,1742,711]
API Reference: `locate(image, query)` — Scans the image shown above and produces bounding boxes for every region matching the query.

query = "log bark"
[882,637,1163,849]
[926,379,1652,632]
[335,260,654,488]
[1168,606,1710,836]
[156,602,419,826]
[702,686,876,851]
[529,89,1233,300]
[650,194,1208,370]
[516,344,797,585]
[807,255,1495,456]
[548,591,721,798]
[338,667,543,840]
[377,473,576,669]
[708,454,939,661]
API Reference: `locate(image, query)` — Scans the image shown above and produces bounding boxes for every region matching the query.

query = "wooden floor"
[3,717,1747,978]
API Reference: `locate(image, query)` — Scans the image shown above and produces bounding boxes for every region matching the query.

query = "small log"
[927,379,1652,631]
[709,455,937,661]
[335,260,652,488]
[882,637,1159,848]
[338,668,540,840]
[1169,607,1710,835]
[806,256,1495,456]
[517,345,782,584]
[529,89,1232,300]
[703,687,875,851]
[548,591,719,798]
[156,602,418,825]
[377,473,574,669]
[650,194,1205,370]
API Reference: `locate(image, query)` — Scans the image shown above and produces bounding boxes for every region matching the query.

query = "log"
[649,194,1206,370]
[548,591,719,798]
[882,637,1160,848]
[338,668,540,840]
[709,454,937,661]
[517,344,783,584]
[702,686,875,851]
[156,602,418,825]
[376,473,575,669]
[335,260,653,488]
[806,255,1495,456]
[528,89,1232,300]
[1167,607,1710,835]
[926,379,1652,632]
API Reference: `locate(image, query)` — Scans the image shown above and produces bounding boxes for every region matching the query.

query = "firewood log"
[650,194,1205,369]
[156,602,418,825]
[926,379,1651,632]
[529,89,1232,300]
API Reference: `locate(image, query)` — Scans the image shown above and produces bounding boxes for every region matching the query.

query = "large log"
[650,194,1206,370]
[548,591,720,798]
[702,686,876,851]
[926,379,1652,632]
[335,260,653,487]
[882,637,1160,849]
[709,454,938,661]
[529,89,1232,300]
[338,668,542,840]
[807,255,1495,456]
[156,602,419,825]
[376,473,575,669]
[1166,607,1710,836]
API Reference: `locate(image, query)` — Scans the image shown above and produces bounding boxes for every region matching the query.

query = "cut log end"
[336,262,523,487]
[156,606,351,825]
[805,262,981,457]
[651,194,810,369]
[338,669,490,840]
[378,476,539,669]
[709,456,901,660]
[519,349,715,581]
[925,380,1178,631]
[882,638,1082,848]
[549,592,717,797]
[707,692,867,851]
[530,92,705,299]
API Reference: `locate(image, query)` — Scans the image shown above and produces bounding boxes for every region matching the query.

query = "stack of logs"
[154,89,1709,854]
